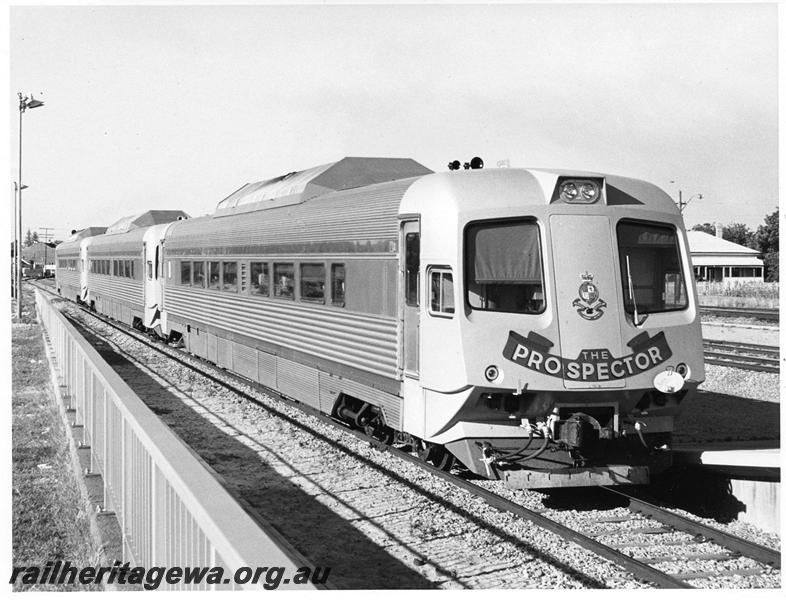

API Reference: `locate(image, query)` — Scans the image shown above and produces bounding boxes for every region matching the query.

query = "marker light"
[558,179,602,204]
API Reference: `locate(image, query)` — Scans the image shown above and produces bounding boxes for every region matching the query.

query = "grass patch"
[696,282,779,309]
[12,288,103,590]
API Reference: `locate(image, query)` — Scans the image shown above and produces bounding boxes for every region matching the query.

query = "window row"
[693,266,762,280]
[178,260,346,306]
[57,259,78,270]
[89,258,136,278]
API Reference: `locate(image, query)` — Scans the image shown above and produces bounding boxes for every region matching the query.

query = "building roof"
[686,231,760,255]
[21,242,57,264]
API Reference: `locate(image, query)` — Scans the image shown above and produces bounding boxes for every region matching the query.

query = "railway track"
[699,306,779,322]
[702,339,780,373]
[32,283,780,589]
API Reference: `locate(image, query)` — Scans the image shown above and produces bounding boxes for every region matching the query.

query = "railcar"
[57,157,705,488]
[55,227,107,303]
[83,211,189,330]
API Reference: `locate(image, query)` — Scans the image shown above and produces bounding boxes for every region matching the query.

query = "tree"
[691,223,716,235]
[721,222,753,248]
[24,229,34,247]
[755,209,779,282]
[31,231,39,244]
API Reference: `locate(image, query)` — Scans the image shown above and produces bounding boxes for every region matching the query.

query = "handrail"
[34,289,316,590]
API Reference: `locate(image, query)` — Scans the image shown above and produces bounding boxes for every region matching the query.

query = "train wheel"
[364,422,394,445]
[418,441,455,472]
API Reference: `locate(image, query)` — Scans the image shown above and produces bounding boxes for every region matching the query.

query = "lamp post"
[676,190,703,214]
[669,182,703,214]
[17,92,44,319]
[12,181,27,301]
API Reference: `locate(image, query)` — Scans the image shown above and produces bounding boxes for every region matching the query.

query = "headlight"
[556,178,603,204]
[559,182,579,201]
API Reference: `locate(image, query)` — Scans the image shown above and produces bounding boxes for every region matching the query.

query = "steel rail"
[703,353,780,374]
[599,487,781,567]
[703,339,780,354]
[699,306,779,322]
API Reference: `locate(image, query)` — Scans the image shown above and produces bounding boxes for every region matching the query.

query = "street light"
[12,182,28,301]
[669,181,703,214]
[17,93,44,319]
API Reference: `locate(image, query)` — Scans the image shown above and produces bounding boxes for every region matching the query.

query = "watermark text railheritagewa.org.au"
[10,560,330,589]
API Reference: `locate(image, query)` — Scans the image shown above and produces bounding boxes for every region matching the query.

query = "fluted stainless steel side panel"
[57,269,81,294]
[89,274,144,314]
[167,286,399,380]
[277,357,320,409]
[232,341,257,380]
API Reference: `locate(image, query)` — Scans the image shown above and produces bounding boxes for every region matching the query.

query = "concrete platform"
[701,321,779,347]
[673,446,780,534]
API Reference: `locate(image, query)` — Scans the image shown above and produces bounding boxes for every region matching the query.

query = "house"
[686,229,764,283]
[21,241,57,274]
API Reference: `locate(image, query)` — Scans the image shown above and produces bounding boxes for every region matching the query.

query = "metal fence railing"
[34,289,316,590]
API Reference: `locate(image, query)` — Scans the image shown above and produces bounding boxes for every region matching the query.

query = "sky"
[7,2,779,243]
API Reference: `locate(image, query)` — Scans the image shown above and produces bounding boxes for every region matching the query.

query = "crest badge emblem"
[572,272,607,320]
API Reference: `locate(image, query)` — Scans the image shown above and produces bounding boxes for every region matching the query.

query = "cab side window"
[429,268,455,317]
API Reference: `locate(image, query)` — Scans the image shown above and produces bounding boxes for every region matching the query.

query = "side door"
[142,236,160,328]
[400,219,420,377]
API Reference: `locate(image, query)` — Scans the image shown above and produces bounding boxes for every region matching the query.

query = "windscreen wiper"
[625,254,648,327]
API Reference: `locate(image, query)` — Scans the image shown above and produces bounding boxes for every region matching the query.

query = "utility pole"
[38,227,54,243]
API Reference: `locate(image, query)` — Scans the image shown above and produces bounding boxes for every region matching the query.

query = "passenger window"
[300,263,325,303]
[193,261,205,287]
[181,261,192,285]
[405,233,419,307]
[113,260,118,276]
[429,268,455,316]
[250,262,269,296]
[331,263,345,306]
[208,261,221,289]
[147,261,153,280]
[222,261,238,292]
[273,263,294,299]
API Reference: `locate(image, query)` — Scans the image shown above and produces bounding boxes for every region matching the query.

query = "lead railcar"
[148,157,704,488]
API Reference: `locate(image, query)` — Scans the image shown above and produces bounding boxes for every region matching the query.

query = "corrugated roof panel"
[214,157,432,216]
[167,176,419,254]
[106,210,190,233]
[216,162,335,212]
